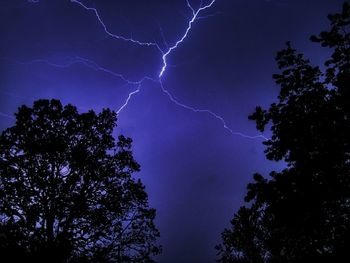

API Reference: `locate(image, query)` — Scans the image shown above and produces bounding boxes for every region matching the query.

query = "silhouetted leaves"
[217,2,350,262]
[0,99,161,262]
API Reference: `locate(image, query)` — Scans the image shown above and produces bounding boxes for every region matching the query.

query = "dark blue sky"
[0,0,344,262]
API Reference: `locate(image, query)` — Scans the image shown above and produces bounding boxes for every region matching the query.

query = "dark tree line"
[217,2,350,262]
[0,99,161,262]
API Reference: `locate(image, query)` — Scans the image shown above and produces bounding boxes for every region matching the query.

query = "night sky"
[0,0,345,262]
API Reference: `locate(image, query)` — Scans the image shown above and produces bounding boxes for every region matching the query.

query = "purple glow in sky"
[0,0,344,261]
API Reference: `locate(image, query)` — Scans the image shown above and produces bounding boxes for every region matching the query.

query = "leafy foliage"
[217,2,350,262]
[0,99,161,262]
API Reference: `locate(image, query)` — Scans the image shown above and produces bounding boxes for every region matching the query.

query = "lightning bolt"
[7,0,268,140]
[158,0,216,78]
[155,0,267,140]
[159,80,268,140]
[13,57,157,114]
[116,85,141,115]
[70,0,161,49]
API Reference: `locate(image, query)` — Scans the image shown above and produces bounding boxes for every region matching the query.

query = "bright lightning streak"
[67,0,163,115]
[117,85,141,114]
[14,58,152,114]
[15,57,268,140]
[156,0,267,140]
[158,0,216,78]
[70,0,161,50]
[159,80,268,140]
[10,0,268,140]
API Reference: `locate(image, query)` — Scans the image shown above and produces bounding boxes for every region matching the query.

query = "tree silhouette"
[217,2,350,262]
[0,99,161,262]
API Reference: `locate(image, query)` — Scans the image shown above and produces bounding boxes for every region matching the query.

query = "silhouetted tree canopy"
[0,99,161,262]
[217,2,350,262]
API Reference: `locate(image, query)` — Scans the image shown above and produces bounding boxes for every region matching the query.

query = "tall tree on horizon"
[217,2,350,262]
[0,99,161,262]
